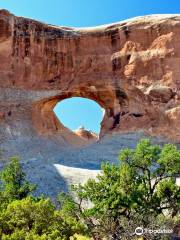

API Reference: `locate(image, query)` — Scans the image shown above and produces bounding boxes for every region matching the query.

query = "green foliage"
[0,196,83,239]
[0,156,36,203]
[72,234,90,240]
[0,157,85,239]
[59,139,180,240]
[0,140,179,239]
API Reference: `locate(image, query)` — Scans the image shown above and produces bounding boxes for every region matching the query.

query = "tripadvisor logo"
[134,227,173,236]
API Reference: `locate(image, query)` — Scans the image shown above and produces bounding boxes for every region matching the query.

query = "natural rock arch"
[31,87,129,137]
[0,10,180,146]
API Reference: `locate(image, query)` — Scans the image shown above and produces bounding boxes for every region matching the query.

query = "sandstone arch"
[0,10,180,146]
[31,86,129,138]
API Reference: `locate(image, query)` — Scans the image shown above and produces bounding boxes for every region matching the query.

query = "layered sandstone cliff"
[0,10,180,146]
[1,10,180,197]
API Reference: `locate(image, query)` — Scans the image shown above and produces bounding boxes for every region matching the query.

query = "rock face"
[0,10,179,143]
[74,126,98,143]
[0,10,180,197]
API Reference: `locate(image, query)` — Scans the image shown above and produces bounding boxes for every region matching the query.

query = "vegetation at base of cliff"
[0,139,179,240]
[0,157,86,240]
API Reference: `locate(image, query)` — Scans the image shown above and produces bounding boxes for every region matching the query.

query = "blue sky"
[1,0,179,133]
[54,98,103,133]
[1,0,180,27]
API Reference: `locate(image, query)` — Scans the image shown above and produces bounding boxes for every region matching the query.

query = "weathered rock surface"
[74,126,98,143]
[0,10,180,197]
[0,10,180,142]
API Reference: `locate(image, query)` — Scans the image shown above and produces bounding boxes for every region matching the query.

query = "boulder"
[146,85,174,103]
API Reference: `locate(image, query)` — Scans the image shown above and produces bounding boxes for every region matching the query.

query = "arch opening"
[53,97,104,142]
[32,87,129,145]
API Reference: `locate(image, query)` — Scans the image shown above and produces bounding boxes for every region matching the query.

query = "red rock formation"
[0,10,180,144]
[74,126,98,142]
